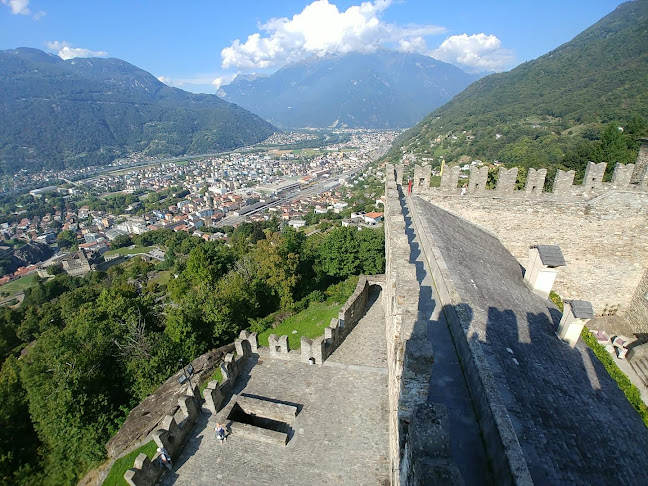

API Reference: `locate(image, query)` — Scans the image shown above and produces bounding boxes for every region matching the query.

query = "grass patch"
[0,273,40,294]
[150,271,171,286]
[581,327,648,428]
[103,440,157,486]
[104,245,156,257]
[198,367,223,398]
[257,301,343,349]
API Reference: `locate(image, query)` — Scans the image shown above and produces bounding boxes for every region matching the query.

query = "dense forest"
[0,222,385,485]
[385,0,648,182]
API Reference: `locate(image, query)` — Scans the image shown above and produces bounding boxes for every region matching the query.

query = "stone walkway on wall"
[400,195,493,486]
[412,195,648,484]
[325,286,387,372]
[158,293,389,486]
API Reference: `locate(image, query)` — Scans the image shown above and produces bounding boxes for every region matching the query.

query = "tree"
[110,234,133,249]
[56,230,77,249]
[319,227,361,278]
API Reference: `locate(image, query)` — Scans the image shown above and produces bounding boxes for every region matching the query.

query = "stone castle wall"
[626,269,648,334]
[407,160,648,321]
[414,193,648,319]
[384,166,460,485]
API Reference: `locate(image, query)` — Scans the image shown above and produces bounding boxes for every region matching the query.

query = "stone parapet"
[412,160,646,200]
[384,164,455,486]
[125,391,201,486]
[204,340,251,414]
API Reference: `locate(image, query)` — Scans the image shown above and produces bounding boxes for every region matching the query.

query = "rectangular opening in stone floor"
[228,402,292,434]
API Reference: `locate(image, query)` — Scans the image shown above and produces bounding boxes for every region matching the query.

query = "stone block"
[553,169,575,194]
[301,336,324,364]
[468,166,489,193]
[268,334,289,356]
[497,167,518,193]
[582,161,607,191]
[441,166,461,192]
[611,163,635,188]
[124,453,162,486]
[525,168,547,195]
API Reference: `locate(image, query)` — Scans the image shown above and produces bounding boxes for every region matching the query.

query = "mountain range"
[218,50,480,129]
[385,0,648,174]
[0,48,277,174]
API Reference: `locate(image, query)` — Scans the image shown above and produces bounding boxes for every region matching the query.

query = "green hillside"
[386,0,648,180]
[0,48,277,174]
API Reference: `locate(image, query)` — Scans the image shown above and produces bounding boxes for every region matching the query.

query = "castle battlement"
[405,160,647,200]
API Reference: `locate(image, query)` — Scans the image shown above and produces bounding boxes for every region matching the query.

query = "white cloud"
[211,74,237,90]
[221,0,444,70]
[157,74,234,93]
[397,36,427,53]
[46,41,108,60]
[32,9,45,20]
[430,33,514,72]
[1,0,30,15]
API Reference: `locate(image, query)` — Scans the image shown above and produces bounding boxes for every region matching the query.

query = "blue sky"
[0,0,624,93]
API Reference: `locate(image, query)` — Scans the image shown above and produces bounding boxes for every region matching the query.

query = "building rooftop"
[533,244,566,267]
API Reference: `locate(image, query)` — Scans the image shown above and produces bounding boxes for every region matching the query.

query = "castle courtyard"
[159,288,390,486]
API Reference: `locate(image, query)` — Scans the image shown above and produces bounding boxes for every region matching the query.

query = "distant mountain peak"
[219,49,480,129]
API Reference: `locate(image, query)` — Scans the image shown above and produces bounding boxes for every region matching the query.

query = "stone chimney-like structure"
[523,245,566,299]
[557,300,594,347]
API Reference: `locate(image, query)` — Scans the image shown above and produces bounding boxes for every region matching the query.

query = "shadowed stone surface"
[413,196,648,484]
[326,286,387,370]
[159,296,389,486]
[400,196,493,486]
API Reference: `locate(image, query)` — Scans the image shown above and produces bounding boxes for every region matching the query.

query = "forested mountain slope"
[0,48,277,173]
[385,0,648,177]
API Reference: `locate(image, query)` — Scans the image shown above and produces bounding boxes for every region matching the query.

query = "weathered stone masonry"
[384,166,461,485]
[409,160,648,326]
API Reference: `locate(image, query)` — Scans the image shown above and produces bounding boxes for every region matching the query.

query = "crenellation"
[268,334,290,357]
[582,161,607,192]
[496,167,518,193]
[440,165,460,192]
[553,169,576,195]
[413,164,431,192]
[468,166,489,193]
[525,168,547,195]
[611,162,635,188]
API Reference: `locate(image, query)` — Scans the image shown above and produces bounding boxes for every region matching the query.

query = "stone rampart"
[384,165,458,485]
[626,269,648,334]
[408,193,533,486]
[123,453,160,486]
[250,276,374,365]
[414,193,648,319]
[125,392,200,486]
[426,161,648,199]
[204,339,251,414]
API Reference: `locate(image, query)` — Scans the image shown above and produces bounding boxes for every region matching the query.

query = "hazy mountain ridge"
[0,48,277,173]
[218,50,481,129]
[385,0,648,174]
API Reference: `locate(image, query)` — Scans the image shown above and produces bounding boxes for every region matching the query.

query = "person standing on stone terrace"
[158,447,172,470]
[215,422,227,444]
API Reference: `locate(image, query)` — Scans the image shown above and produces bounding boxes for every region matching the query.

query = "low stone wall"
[106,344,233,458]
[384,166,457,486]
[255,276,373,365]
[204,339,252,414]
[124,391,201,486]
[409,194,532,485]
